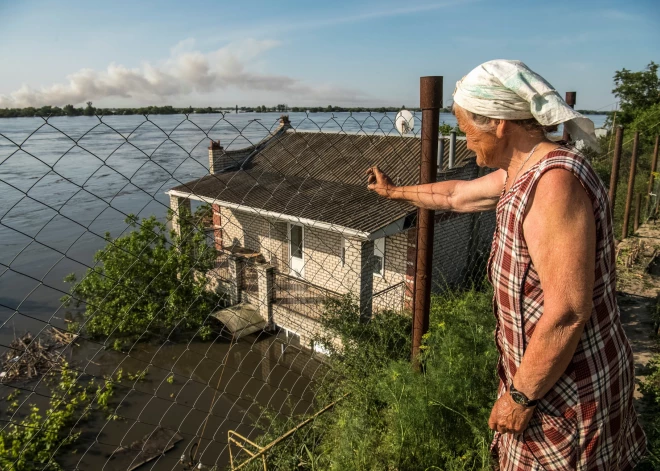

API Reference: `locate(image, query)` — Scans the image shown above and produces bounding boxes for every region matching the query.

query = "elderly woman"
[367,60,646,470]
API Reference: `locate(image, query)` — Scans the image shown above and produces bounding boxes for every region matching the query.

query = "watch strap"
[509,384,538,408]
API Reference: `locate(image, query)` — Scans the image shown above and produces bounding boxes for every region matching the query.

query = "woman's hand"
[366,166,396,198]
[488,392,535,435]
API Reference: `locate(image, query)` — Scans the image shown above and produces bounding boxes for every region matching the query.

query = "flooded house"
[167,116,495,348]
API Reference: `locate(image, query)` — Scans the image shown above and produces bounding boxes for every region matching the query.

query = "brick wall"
[430,210,495,294]
[169,194,191,237]
[216,206,408,298]
[212,203,223,251]
[213,204,497,334]
[272,304,324,349]
[219,207,288,266]
[272,304,344,354]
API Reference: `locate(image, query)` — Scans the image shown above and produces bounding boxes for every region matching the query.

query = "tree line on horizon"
[0,101,612,118]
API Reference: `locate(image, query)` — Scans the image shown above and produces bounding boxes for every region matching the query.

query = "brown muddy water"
[0,331,328,470]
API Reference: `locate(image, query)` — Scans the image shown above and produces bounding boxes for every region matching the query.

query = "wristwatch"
[509,384,538,408]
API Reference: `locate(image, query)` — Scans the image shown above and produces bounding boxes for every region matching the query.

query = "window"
[289,224,305,278]
[373,238,385,276]
[290,224,303,258]
[205,228,215,248]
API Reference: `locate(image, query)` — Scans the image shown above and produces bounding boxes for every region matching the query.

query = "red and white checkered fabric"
[487,147,646,470]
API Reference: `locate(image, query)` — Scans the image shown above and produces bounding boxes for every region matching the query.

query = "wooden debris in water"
[108,427,183,471]
[0,328,77,382]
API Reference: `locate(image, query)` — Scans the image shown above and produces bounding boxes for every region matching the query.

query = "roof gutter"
[167,189,371,240]
[367,213,416,240]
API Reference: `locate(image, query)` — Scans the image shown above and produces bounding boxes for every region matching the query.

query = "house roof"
[170,128,476,236]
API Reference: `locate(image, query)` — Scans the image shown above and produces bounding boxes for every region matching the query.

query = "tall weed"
[248,289,497,470]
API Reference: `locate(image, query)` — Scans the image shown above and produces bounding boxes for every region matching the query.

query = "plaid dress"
[487,147,646,470]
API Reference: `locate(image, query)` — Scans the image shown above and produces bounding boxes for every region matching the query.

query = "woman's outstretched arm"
[366,166,505,212]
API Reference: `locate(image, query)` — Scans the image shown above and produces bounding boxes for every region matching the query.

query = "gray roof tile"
[171,129,476,234]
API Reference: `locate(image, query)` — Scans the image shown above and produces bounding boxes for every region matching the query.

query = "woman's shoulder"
[537,145,588,168]
[535,146,601,185]
[531,145,607,205]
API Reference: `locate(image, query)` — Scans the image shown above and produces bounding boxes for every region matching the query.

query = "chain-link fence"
[0,103,501,470]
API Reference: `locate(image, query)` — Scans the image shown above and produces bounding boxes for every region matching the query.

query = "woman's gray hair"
[451,103,559,135]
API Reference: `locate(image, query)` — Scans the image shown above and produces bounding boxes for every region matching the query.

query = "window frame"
[373,237,385,277]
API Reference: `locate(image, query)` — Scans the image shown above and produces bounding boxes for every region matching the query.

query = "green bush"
[62,205,223,345]
[589,61,660,234]
[0,363,117,471]
[439,122,465,136]
[247,289,497,471]
[638,355,660,470]
[637,296,660,470]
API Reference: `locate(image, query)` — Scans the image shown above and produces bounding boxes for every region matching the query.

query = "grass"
[244,289,497,471]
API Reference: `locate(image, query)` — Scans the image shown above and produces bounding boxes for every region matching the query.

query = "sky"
[0,0,658,110]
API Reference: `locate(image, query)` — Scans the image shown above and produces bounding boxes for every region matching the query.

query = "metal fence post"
[437,136,445,171]
[412,76,442,369]
[448,131,456,169]
[622,131,640,239]
[608,126,624,212]
[359,240,374,323]
[562,92,577,142]
[646,135,660,219]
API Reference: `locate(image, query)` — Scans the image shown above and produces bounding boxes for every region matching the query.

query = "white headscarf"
[453,60,599,151]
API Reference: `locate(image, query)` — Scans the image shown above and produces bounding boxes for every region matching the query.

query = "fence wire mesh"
[0,108,499,471]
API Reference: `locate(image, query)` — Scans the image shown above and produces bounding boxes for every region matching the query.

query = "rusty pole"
[622,131,640,239]
[645,135,660,219]
[634,193,642,233]
[608,126,624,212]
[562,92,577,142]
[412,76,442,370]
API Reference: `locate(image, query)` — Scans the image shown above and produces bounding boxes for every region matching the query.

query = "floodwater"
[0,110,454,345]
[0,111,608,469]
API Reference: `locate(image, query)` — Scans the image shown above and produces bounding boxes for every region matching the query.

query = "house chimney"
[279,114,291,128]
[208,139,225,174]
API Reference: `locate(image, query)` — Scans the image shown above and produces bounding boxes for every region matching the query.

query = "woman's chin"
[475,153,490,167]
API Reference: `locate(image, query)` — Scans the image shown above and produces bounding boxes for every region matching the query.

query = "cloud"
[0,38,367,108]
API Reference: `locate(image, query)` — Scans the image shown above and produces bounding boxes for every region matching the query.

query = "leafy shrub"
[0,363,117,471]
[637,294,660,470]
[439,122,465,136]
[638,356,660,470]
[62,205,224,344]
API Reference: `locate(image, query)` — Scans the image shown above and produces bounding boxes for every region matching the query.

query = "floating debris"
[108,427,183,471]
[0,328,78,382]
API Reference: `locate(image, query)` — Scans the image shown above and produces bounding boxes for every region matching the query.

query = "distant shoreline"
[0,105,612,119]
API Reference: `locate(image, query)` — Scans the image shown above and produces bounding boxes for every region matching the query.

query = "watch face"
[510,391,527,406]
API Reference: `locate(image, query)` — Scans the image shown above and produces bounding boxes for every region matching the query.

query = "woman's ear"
[494,119,508,139]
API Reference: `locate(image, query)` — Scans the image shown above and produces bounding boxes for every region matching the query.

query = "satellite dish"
[395,110,414,135]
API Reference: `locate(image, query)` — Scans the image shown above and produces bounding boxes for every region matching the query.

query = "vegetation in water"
[61,204,225,346]
[0,363,119,471]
